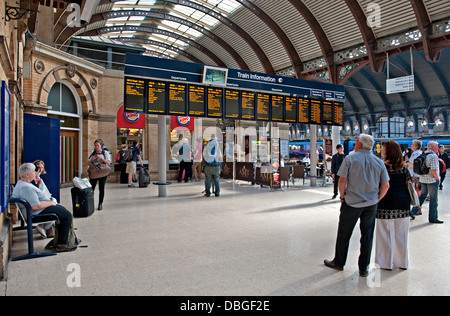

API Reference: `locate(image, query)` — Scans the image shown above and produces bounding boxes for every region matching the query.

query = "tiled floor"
[2,177,450,296]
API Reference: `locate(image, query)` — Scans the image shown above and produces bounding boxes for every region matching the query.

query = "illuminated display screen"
[225,89,240,119]
[124,77,146,113]
[271,95,284,122]
[256,93,270,121]
[188,85,205,117]
[207,87,223,118]
[123,76,344,126]
[285,97,297,123]
[310,99,322,125]
[298,97,310,124]
[147,80,166,114]
[241,91,255,120]
[333,101,344,126]
[322,100,333,125]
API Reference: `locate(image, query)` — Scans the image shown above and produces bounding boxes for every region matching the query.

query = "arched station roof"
[29,0,450,123]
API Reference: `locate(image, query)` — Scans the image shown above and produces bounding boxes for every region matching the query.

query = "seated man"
[12,163,77,252]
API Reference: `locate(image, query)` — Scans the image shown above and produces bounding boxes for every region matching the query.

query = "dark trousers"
[333,175,340,196]
[178,161,192,182]
[40,205,73,245]
[89,176,107,204]
[333,201,377,272]
[440,171,446,189]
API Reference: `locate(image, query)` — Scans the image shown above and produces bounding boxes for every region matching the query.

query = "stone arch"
[38,64,96,114]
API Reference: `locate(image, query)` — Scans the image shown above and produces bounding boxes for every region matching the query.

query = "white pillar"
[332,126,341,156]
[310,125,317,186]
[158,115,167,197]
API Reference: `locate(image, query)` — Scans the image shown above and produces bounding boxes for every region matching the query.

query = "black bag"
[124,148,134,162]
[71,187,95,217]
[413,152,431,175]
[139,167,150,188]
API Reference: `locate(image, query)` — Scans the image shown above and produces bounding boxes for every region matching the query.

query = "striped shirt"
[419,150,440,184]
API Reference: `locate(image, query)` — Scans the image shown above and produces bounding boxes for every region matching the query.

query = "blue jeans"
[204,165,221,196]
[411,181,439,222]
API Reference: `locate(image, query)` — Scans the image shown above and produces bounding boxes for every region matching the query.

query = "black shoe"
[98,203,103,211]
[332,194,337,199]
[324,259,343,271]
[430,220,444,224]
[359,270,369,277]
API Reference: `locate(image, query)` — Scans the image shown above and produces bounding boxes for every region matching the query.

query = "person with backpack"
[203,135,223,197]
[126,140,144,188]
[410,141,443,224]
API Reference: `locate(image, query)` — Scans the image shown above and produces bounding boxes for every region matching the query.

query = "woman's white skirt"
[375,217,410,270]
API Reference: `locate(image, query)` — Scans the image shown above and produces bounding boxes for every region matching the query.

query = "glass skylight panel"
[108,0,243,58]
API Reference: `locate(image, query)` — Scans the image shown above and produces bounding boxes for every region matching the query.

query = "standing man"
[331,144,345,199]
[178,138,192,183]
[324,134,390,277]
[411,141,443,223]
[203,135,223,197]
[127,140,143,188]
[438,144,449,190]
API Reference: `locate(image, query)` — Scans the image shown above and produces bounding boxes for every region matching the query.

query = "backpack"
[413,152,431,175]
[123,148,134,162]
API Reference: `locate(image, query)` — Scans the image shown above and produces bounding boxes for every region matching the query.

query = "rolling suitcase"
[71,187,95,217]
[139,167,150,188]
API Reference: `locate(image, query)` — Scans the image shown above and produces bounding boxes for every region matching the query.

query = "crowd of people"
[10,133,447,267]
[326,134,446,277]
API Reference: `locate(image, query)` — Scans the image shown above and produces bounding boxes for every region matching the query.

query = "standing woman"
[376,140,411,270]
[88,139,111,210]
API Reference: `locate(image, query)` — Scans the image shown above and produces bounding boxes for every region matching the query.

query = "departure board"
[322,100,333,125]
[207,87,223,118]
[168,83,187,115]
[285,97,297,123]
[147,80,166,114]
[124,78,146,113]
[188,85,206,117]
[333,101,344,126]
[241,91,255,120]
[225,89,240,119]
[310,99,322,125]
[298,97,310,124]
[256,93,270,121]
[271,95,284,122]
[124,75,345,126]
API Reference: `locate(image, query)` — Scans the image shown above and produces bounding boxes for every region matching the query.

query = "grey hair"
[412,139,422,150]
[358,133,375,150]
[18,163,36,178]
[427,141,438,150]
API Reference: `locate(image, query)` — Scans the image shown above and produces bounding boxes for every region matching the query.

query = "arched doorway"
[47,81,82,185]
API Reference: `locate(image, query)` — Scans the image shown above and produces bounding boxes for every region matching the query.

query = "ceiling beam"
[287,0,337,84]
[235,0,304,78]
[89,25,227,67]
[344,0,385,73]
[410,0,440,62]
[84,10,249,69]
[113,37,204,64]
[164,0,275,73]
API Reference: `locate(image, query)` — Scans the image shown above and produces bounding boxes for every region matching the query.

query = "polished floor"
[2,176,450,296]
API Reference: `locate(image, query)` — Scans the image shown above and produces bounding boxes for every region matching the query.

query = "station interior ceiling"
[27,0,450,129]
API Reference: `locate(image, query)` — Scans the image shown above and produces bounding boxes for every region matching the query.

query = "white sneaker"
[36,225,47,238]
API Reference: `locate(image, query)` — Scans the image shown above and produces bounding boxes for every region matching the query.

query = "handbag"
[87,163,111,179]
[407,180,420,207]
